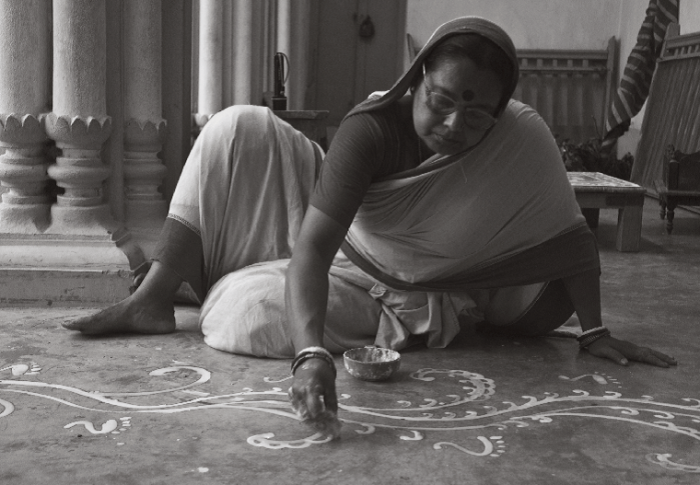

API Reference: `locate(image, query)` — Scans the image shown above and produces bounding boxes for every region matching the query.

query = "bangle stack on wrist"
[576,326,611,349]
[291,346,337,377]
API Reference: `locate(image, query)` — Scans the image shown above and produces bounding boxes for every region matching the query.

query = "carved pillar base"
[0,114,51,233]
[124,119,168,230]
[44,113,120,236]
[2,112,149,304]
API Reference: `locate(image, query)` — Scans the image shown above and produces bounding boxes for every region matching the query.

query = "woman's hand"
[586,335,678,368]
[289,358,341,438]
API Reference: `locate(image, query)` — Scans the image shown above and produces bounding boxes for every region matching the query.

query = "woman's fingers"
[290,359,337,421]
[588,337,678,368]
[291,382,325,420]
[304,385,326,417]
[628,346,677,368]
[588,340,629,366]
[324,385,339,414]
[288,386,308,418]
[652,349,678,366]
[288,362,342,439]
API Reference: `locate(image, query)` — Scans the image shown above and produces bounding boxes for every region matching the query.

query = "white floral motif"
[0,362,698,472]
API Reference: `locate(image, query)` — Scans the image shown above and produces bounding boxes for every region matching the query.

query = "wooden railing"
[513,38,617,143]
[406,34,617,144]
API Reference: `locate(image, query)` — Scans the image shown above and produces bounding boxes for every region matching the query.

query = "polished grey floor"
[1,197,699,485]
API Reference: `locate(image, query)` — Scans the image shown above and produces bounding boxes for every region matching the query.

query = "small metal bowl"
[343,346,401,381]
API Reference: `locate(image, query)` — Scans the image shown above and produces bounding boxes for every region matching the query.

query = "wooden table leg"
[581,208,600,229]
[616,205,643,252]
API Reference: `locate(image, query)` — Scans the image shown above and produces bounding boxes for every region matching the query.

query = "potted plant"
[557,136,633,181]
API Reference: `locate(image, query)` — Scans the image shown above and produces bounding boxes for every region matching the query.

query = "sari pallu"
[338,16,599,291]
[341,99,600,292]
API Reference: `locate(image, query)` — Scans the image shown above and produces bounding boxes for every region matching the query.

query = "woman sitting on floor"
[65,16,676,432]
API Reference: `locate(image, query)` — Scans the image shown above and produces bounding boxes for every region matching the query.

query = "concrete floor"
[1,197,699,485]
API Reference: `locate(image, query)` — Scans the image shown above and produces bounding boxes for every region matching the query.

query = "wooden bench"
[654,145,700,233]
[568,172,646,252]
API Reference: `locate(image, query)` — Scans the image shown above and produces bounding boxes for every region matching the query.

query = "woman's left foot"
[62,295,176,335]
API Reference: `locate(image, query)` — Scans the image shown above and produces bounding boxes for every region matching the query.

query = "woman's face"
[412,57,504,156]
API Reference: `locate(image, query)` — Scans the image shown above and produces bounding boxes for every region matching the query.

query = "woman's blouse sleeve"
[309,112,390,228]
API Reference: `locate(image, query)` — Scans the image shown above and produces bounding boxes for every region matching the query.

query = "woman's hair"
[413,33,516,110]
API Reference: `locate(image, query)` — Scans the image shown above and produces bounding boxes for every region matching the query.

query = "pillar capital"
[124,118,167,149]
[44,113,112,149]
[0,113,47,146]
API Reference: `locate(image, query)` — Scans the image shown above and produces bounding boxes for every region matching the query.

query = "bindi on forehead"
[462,89,475,102]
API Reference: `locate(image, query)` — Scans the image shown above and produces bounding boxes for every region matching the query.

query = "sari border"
[167,213,201,238]
[340,222,600,292]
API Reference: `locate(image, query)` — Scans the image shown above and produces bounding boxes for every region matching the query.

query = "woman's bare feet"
[63,261,184,335]
[63,294,176,335]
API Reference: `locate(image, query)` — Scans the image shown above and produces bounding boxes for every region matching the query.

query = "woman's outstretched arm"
[285,206,349,427]
[562,268,677,368]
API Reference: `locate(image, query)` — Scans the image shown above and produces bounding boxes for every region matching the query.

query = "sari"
[164,17,599,358]
[169,106,468,356]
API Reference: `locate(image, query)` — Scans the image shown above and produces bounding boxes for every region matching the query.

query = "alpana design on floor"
[1,362,698,472]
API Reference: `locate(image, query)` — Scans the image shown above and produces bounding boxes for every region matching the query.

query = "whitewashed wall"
[406,0,620,51]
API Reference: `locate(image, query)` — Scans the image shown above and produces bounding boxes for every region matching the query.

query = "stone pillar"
[123,0,168,231]
[232,0,255,105]
[276,0,311,110]
[195,0,224,130]
[0,0,51,233]
[45,0,116,236]
[260,0,276,97]
[161,0,193,201]
[276,0,291,101]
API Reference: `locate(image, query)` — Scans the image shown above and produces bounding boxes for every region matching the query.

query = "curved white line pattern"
[247,432,333,449]
[434,436,494,457]
[646,453,700,473]
[64,419,119,435]
[399,430,424,441]
[0,397,14,418]
[0,362,698,471]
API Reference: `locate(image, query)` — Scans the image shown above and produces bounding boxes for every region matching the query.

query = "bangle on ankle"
[291,346,336,377]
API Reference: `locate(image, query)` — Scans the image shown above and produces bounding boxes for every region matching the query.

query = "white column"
[277,0,292,62]
[195,0,224,129]
[123,0,168,231]
[232,0,255,105]
[0,0,51,233]
[276,0,311,110]
[45,0,116,235]
[260,0,276,98]
[0,0,142,305]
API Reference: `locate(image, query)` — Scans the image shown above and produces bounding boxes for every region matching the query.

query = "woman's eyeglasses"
[421,64,498,131]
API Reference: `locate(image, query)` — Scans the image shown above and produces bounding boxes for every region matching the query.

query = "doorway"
[309,0,407,134]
